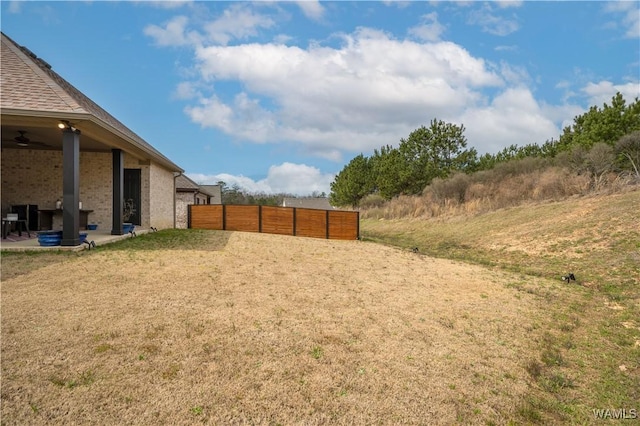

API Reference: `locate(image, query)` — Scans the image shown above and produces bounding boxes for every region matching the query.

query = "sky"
[1,1,639,196]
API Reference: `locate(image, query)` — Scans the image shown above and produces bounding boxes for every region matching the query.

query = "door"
[124,169,141,225]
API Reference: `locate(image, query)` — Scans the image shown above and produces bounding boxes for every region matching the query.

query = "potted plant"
[122,198,136,233]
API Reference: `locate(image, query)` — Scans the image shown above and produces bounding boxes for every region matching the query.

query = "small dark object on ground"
[411,247,419,253]
[150,227,158,232]
[561,273,576,283]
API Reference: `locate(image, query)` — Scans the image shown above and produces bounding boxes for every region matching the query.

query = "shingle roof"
[282,197,335,210]
[176,175,220,199]
[176,174,201,191]
[0,36,82,112]
[199,184,222,201]
[0,32,182,172]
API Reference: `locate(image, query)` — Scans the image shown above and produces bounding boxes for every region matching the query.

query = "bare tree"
[615,131,640,179]
[585,143,616,189]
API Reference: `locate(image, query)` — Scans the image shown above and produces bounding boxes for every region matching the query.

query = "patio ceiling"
[1,113,167,163]
[2,120,108,152]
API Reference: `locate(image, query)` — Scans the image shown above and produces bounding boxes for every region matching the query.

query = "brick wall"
[175,192,193,229]
[176,191,209,229]
[1,148,113,229]
[1,148,63,216]
[1,148,177,231]
[149,162,176,229]
[82,152,114,230]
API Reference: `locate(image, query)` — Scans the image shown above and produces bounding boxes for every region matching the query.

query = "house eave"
[1,109,184,173]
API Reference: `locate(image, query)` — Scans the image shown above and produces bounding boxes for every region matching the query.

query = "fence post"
[187,204,191,229]
[222,204,226,230]
[258,205,263,233]
[325,210,330,239]
[292,207,296,236]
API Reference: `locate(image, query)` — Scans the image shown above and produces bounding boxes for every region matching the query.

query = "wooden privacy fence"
[189,205,359,240]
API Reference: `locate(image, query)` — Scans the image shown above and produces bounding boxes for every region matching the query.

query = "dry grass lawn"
[2,231,562,424]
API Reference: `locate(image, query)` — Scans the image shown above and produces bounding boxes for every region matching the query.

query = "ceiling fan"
[2,130,50,148]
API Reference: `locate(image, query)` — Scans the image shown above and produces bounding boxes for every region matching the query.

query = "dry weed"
[360,167,627,220]
[1,232,545,425]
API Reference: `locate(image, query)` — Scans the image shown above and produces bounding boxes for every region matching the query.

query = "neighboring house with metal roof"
[0,32,184,245]
[175,175,221,228]
[282,197,335,210]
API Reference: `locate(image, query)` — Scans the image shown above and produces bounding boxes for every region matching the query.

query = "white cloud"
[494,45,517,52]
[273,33,293,44]
[184,28,504,159]
[138,1,193,10]
[196,172,271,194]
[264,162,334,194]
[295,0,325,20]
[459,87,561,153]
[499,61,531,85]
[186,92,277,141]
[146,2,635,184]
[447,1,474,7]
[7,1,22,13]
[384,1,412,9]
[144,15,201,46]
[581,81,640,107]
[495,1,524,9]
[604,1,640,39]
[408,12,446,42]
[540,102,585,133]
[467,4,520,36]
[173,81,199,100]
[187,162,335,195]
[185,95,235,133]
[204,3,275,45]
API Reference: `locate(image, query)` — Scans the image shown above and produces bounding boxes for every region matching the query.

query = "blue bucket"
[87,224,98,230]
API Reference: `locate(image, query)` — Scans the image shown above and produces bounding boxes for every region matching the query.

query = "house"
[174,176,221,228]
[0,32,184,245]
[199,184,222,205]
[282,197,335,210]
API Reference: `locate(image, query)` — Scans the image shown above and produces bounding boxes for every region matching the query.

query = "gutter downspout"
[173,172,182,229]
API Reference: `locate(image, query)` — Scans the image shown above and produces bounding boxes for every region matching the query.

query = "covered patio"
[0,228,151,252]
[1,32,183,247]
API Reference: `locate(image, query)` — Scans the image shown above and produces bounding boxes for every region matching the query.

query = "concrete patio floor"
[0,229,150,252]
